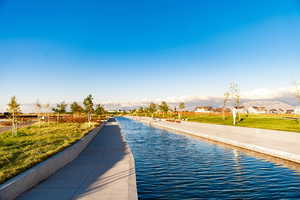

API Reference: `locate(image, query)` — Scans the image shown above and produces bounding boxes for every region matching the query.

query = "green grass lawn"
[134,112,300,133]
[186,114,300,133]
[0,122,97,183]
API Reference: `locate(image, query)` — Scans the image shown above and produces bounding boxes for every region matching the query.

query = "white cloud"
[241,87,293,99]
[1,86,298,113]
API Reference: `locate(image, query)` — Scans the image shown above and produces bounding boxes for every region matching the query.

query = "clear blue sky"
[1,0,300,106]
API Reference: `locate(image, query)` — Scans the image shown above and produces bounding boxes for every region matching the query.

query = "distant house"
[295,107,300,115]
[247,106,267,114]
[286,109,294,114]
[278,108,285,114]
[269,108,278,114]
[235,106,247,114]
[268,108,285,114]
[194,106,213,113]
[213,107,231,113]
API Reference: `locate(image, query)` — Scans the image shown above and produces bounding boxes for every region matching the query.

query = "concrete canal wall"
[128,116,300,164]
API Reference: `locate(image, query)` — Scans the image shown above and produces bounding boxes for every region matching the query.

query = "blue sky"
[1,0,300,107]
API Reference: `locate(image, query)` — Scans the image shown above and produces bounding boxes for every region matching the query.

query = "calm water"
[117,117,300,199]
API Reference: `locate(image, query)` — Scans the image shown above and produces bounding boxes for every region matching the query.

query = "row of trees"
[5,94,106,135]
[51,95,106,127]
[133,101,185,118]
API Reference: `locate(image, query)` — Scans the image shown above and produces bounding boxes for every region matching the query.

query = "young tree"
[70,102,84,116]
[83,95,94,127]
[35,100,42,127]
[159,101,169,118]
[148,102,157,118]
[7,96,21,136]
[44,103,50,124]
[52,102,67,122]
[222,92,230,120]
[95,104,105,116]
[137,107,144,114]
[179,102,185,110]
[178,102,185,119]
[229,82,241,123]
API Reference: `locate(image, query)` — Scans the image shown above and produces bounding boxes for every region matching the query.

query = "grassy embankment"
[134,112,300,133]
[0,122,97,183]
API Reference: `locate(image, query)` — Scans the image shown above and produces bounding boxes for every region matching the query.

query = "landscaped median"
[0,122,99,184]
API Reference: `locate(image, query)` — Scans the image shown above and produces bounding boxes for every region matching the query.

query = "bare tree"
[229,82,241,122]
[222,92,230,120]
[7,96,21,136]
[44,103,50,124]
[35,100,42,128]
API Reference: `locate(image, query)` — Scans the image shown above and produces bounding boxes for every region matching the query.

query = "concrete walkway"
[18,118,137,200]
[130,116,300,164]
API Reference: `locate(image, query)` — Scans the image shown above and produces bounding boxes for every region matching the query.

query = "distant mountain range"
[1,97,299,113]
[106,99,298,111]
[242,100,295,110]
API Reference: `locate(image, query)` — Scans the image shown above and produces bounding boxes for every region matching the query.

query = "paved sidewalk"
[18,118,137,200]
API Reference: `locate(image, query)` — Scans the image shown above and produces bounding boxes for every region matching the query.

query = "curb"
[0,122,106,200]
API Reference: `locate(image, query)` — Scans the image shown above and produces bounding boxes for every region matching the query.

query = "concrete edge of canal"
[127,143,138,200]
[127,116,300,165]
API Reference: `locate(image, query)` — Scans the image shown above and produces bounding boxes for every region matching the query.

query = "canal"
[117,117,300,199]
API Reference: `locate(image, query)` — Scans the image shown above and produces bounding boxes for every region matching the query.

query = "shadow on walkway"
[18,118,135,200]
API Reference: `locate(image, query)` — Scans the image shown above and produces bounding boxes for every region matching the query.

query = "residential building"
[195,106,213,113]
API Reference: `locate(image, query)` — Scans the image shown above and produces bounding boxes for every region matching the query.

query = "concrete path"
[18,118,137,200]
[130,116,300,164]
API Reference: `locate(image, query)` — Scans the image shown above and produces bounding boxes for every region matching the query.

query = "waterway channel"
[117,117,300,199]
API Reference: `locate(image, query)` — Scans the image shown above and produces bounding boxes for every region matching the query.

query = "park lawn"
[0,122,97,183]
[186,114,300,133]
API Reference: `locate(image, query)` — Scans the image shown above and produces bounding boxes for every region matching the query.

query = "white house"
[247,106,267,114]
[295,107,300,115]
[194,106,213,113]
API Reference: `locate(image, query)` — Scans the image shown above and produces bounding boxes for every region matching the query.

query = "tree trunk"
[11,112,17,136]
[88,113,91,127]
